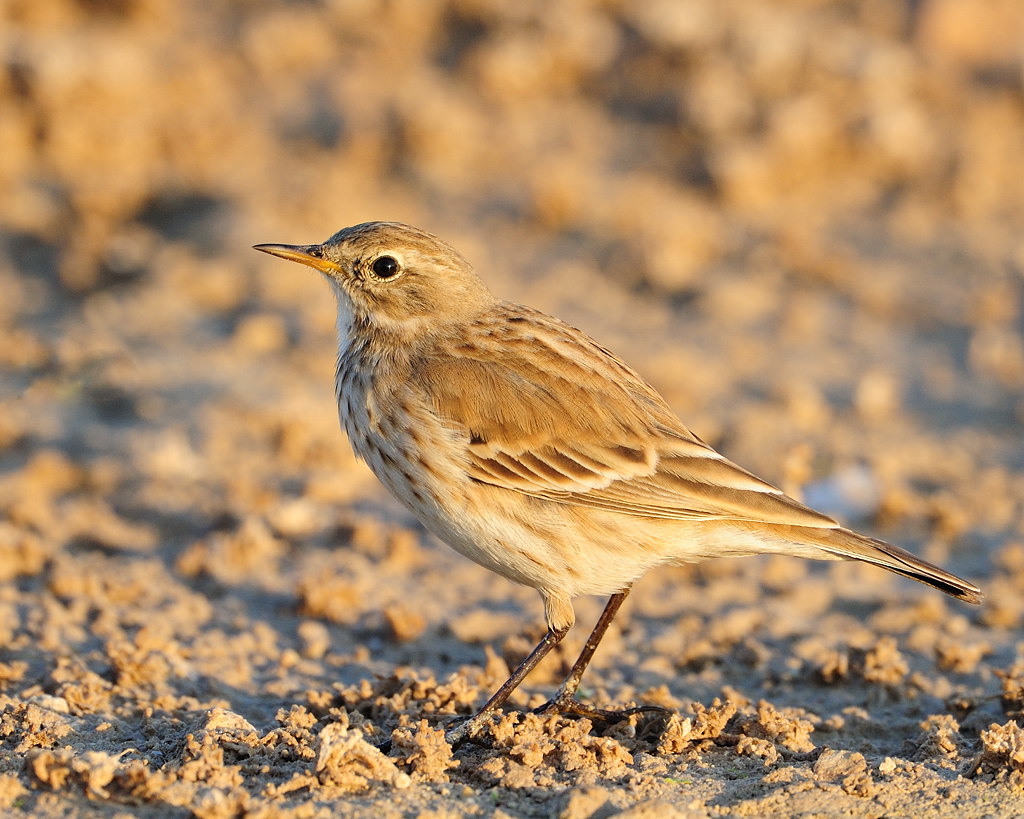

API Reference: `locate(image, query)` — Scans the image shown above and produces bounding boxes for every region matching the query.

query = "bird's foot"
[533,694,672,723]
[441,693,674,749]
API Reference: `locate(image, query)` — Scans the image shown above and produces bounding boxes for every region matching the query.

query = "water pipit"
[255,222,982,745]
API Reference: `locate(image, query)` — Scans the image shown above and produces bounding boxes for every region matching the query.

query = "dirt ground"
[2,1,1024,816]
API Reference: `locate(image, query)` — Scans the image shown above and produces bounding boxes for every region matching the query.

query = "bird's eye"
[371,255,400,279]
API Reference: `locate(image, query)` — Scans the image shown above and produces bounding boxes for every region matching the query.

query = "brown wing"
[416,304,838,529]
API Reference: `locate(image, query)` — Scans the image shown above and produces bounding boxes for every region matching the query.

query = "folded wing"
[419,305,838,529]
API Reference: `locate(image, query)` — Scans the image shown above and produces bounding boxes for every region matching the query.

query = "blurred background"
[3,0,1021,552]
[1,0,1024,809]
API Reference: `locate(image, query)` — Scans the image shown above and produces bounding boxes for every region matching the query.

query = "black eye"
[371,255,400,279]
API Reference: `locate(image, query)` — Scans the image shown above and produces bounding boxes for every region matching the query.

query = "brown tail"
[816,527,983,604]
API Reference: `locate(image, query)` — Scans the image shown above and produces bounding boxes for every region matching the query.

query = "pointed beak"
[252,243,342,275]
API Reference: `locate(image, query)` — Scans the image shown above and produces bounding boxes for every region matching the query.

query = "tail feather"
[816,527,983,604]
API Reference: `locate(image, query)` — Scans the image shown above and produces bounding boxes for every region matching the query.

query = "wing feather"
[417,304,838,529]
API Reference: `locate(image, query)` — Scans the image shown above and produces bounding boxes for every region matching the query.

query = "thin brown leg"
[536,587,670,722]
[548,590,629,703]
[445,621,570,746]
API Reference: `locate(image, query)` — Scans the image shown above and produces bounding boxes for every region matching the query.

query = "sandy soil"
[2,1,1024,816]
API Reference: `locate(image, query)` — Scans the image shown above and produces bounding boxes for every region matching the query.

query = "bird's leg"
[534,589,628,719]
[536,588,671,723]
[445,621,570,747]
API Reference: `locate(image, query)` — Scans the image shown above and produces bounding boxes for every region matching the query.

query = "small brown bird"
[255,222,982,745]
